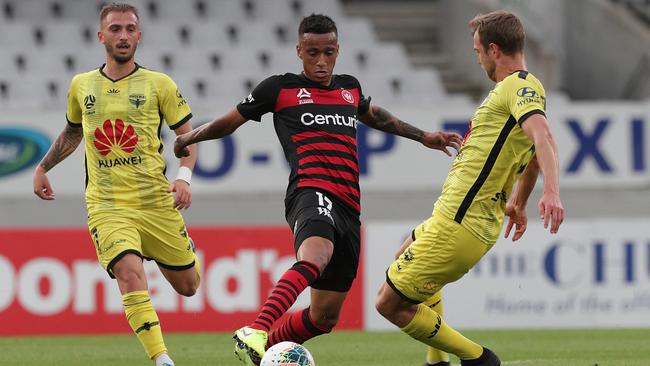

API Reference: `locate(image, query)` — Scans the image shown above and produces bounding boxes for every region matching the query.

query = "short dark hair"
[298,14,337,36]
[99,2,139,24]
[469,10,525,55]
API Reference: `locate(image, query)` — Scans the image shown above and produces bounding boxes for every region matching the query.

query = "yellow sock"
[123,290,167,359]
[401,303,482,360]
[423,292,449,364]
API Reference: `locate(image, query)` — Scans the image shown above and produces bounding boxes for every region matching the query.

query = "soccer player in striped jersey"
[375,11,564,366]
[173,14,462,366]
[32,4,200,366]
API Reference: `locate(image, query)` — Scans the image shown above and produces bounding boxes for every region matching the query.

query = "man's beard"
[107,44,136,64]
[112,53,133,63]
[486,65,496,82]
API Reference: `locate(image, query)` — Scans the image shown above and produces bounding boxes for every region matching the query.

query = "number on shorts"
[315,191,333,210]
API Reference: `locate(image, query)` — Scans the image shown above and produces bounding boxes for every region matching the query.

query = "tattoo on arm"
[39,125,83,172]
[364,106,424,142]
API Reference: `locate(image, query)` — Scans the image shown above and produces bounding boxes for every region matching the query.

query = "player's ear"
[296,44,303,60]
[488,43,499,57]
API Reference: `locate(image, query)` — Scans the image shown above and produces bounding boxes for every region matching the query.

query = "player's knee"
[375,294,395,320]
[375,297,388,317]
[175,281,198,297]
[114,268,145,288]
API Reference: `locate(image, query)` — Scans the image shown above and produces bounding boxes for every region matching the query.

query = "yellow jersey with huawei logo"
[434,70,546,244]
[66,65,191,212]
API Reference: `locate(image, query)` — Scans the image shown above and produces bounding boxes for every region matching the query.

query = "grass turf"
[1,329,648,365]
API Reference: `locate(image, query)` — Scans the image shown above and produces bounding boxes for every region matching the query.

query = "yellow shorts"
[87,208,196,278]
[386,213,493,303]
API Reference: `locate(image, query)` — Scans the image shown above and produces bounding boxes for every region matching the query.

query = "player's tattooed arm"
[359,105,425,142]
[359,105,463,155]
[39,125,83,172]
[175,108,248,158]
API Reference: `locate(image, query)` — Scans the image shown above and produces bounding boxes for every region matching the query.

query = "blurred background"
[1,0,649,343]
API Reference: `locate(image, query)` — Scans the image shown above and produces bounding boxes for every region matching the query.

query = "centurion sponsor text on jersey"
[299,112,358,128]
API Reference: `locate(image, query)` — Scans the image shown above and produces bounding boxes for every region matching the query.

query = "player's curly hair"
[99,2,139,24]
[469,10,525,55]
[299,14,337,36]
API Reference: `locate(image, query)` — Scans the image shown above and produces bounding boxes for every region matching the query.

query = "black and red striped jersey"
[237,72,370,214]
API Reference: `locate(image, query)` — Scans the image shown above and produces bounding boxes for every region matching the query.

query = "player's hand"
[421,131,463,156]
[168,180,192,209]
[504,202,527,241]
[174,135,190,158]
[538,192,563,234]
[33,165,55,200]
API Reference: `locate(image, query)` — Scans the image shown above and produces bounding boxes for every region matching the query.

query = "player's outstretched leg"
[422,292,450,366]
[233,260,320,365]
[123,290,171,364]
[377,284,500,366]
[113,254,171,364]
[403,304,500,366]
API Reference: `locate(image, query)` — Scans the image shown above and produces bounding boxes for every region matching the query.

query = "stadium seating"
[1,0,60,21]
[617,0,650,22]
[0,75,66,109]
[0,0,450,110]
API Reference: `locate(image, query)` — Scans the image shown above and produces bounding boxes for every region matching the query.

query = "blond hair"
[99,2,139,24]
[469,10,525,55]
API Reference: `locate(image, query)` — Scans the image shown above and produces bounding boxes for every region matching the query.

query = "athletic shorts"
[285,188,361,292]
[87,207,196,278]
[386,212,493,303]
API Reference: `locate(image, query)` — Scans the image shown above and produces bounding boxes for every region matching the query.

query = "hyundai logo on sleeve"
[516,87,538,98]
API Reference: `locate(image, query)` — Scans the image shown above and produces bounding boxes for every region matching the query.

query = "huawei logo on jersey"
[297,88,313,105]
[341,89,355,104]
[93,119,138,156]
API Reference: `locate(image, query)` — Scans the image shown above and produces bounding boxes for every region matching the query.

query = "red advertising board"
[0,227,363,335]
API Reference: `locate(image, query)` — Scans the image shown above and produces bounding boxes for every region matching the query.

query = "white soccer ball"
[260,341,316,366]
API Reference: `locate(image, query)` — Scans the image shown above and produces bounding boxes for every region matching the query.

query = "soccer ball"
[260,341,315,366]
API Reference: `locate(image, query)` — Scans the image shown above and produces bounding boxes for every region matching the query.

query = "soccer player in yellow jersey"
[376,11,564,366]
[32,4,199,366]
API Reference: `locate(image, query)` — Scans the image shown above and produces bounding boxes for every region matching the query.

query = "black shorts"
[285,188,361,292]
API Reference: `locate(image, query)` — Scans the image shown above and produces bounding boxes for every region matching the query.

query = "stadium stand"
[0,0,450,111]
[616,0,650,23]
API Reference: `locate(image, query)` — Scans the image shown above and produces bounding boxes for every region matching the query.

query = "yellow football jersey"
[434,70,546,244]
[66,65,191,212]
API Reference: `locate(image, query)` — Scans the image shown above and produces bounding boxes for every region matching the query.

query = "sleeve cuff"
[236,105,262,122]
[358,96,372,116]
[518,109,545,126]
[169,113,193,130]
[66,115,82,128]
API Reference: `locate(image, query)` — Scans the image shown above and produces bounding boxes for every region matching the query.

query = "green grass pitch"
[1,329,649,365]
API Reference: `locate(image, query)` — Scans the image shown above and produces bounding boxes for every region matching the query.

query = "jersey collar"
[299,72,337,89]
[99,63,141,83]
